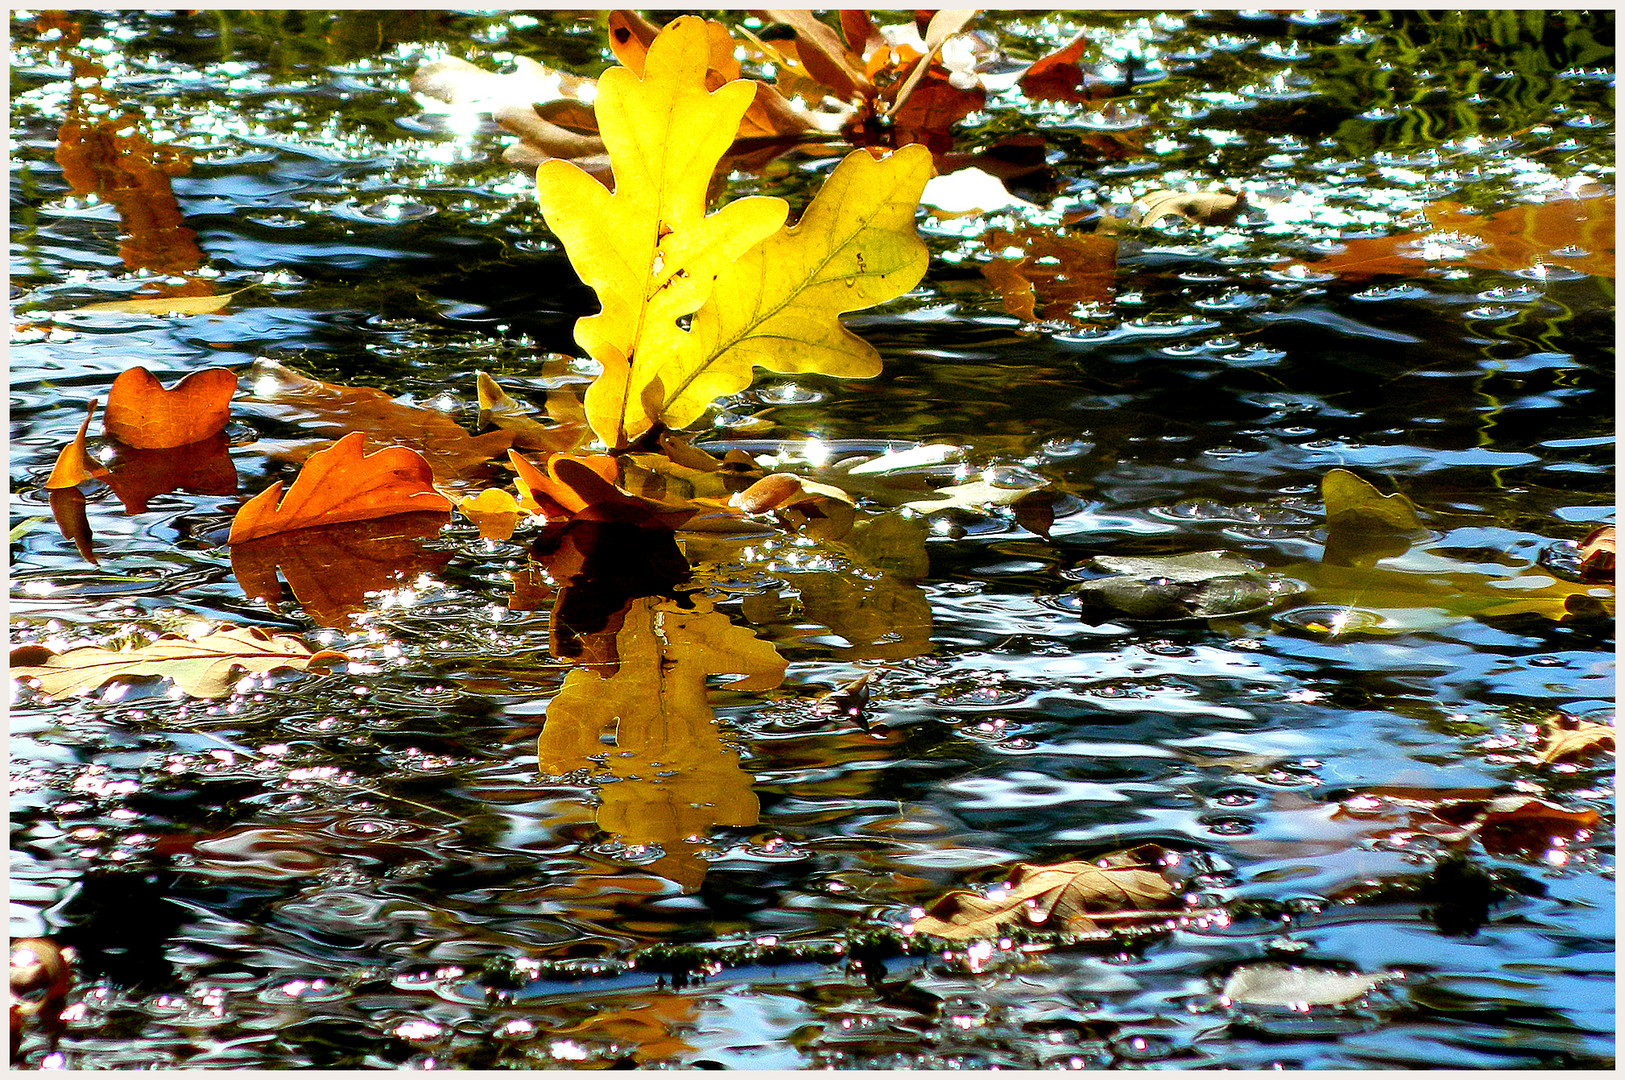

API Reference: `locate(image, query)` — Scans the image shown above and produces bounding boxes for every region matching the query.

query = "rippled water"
[9,9,1615,1069]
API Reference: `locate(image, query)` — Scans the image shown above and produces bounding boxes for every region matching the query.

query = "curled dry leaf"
[909,845,1186,941]
[10,626,346,700]
[102,365,236,449]
[44,400,110,490]
[1539,717,1615,764]
[228,431,451,545]
[1129,188,1245,229]
[231,512,452,630]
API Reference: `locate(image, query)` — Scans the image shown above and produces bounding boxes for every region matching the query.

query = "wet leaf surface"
[1221,964,1393,1009]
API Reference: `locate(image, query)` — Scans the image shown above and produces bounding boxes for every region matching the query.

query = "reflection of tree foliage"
[1318,11,1613,155]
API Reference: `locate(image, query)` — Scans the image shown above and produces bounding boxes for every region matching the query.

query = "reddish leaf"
[1307,194,1615,281]
[980,226,1117,321]
[103,431,238,514]
[755,8,870,101]
[231,511,452,629]
[44,400,110,489]
[102,366,235,449]
[228,432,451,545]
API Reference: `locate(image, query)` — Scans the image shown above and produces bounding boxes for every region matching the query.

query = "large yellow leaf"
[535,15,788,448]
[537,15,932,448]
[636,143,933,435]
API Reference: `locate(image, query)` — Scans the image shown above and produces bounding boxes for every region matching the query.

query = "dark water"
[9,10,1615,1069]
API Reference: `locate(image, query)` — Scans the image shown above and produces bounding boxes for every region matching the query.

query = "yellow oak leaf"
[636,143,932,436]
[537,15,932,448]
[535,15,788,449]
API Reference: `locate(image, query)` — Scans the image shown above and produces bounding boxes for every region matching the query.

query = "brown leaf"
[884,9,979,119]
[1305,193,1615,281]
[228,432,451,545]
[1539,718,1615,764]
[910,846,1184,941]
[101,366,236,449]
[755,8,871,102]
[48,487,97,564]
[1576,525,1615,583]
[103,431,238,514]
[230,512,452,629]
[10,626,346,700]
[44,400,110,489]
[243,359,513,488]
[475,371,588,455]
[1019,30,1144,105]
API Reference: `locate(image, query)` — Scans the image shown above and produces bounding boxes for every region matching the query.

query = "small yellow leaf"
[458,488,526,541]
[45,399,110,490]
[68,288,248,316]
[1322,468,1422,530]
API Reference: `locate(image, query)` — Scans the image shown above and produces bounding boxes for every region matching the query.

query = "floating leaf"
[1539,717,1615,764]
[1322,468,1423,531]
[474,370,587,456]
[1093,550,1264,583]
[1130,189,1245,228]
[10,627,345,700]
[243,359,513,487]
[1221,964,1393,1009]
[101,365,236,449]
[910,846,1184,941]
[230,512,452,630]
[1304,193,1615,280]
[1019,30,1121,104]
[43,400,109,490]
[1077,551,1304,621]
[228,432,451,545]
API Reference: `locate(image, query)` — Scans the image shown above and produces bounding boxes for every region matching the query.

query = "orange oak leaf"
[44,400,110,489]
[102,366,236,449]
[227,432,452,545]
[231,511,452,629]
[1576,525,1615,583]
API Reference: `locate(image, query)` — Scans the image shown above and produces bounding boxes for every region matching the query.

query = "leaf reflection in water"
[540,596,786,890]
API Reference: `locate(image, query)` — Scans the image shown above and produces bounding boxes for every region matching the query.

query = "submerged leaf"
[228,432,451,545]
[11,627,345,700]
[102,365,235,449]
[1538,717,1615,764]
[1322,468,1422,531]
[244,359,513,487]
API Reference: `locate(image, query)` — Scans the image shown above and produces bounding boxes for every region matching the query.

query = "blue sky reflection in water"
[8,8,1615,1069]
